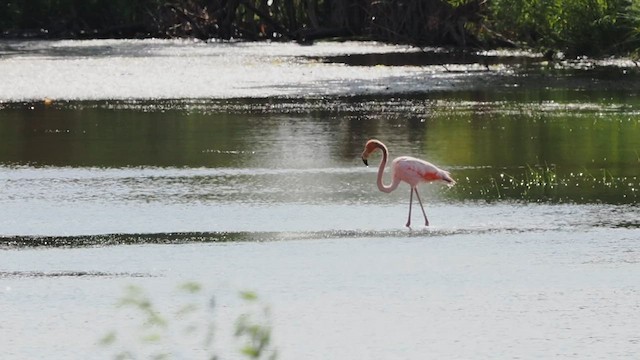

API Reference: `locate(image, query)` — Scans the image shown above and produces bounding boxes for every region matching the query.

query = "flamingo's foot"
[405,221,411,228]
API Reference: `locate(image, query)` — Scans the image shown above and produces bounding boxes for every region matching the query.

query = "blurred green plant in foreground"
[100,283,276,360]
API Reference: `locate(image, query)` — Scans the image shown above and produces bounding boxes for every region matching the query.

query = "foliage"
[488,0,640,56]
[0,0,483,46]
[1,0,639,55]
[0,0,164,38]
[235,291,277,360]
[101,284,276,360]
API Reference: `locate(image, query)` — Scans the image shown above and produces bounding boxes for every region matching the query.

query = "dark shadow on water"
[0,270,153,278]
[310,51,544,67]
[0,227,549,249]
[598,220,640,229]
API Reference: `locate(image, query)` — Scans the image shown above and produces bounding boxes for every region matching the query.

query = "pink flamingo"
[361,139,455,227]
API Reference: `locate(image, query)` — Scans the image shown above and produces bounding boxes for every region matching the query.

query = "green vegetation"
[452,165,639,203]
[101,283,276,359]
[488,0,640,57]
[0,0,163,38]
[2,0,638,56]
[0,0,480,44]
[236,291,278,360]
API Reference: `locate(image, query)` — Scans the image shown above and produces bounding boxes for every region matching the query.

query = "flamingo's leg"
[406,187,414,228]
[414,188,429,226]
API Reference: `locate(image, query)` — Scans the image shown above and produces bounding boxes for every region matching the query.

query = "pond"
[0,40,639,359]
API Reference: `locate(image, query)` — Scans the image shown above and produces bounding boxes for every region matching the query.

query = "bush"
[488,0,640,56]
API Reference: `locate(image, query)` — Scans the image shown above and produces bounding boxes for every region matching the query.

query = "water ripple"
[0,270,152,278]
[0,226,589,249]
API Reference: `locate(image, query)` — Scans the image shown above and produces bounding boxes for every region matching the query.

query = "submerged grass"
[453,164,639,203]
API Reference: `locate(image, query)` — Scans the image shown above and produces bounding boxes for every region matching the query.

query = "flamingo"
[361,139,455,227]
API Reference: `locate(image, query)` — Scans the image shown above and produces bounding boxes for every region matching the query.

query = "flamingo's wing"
[394,156,455,186]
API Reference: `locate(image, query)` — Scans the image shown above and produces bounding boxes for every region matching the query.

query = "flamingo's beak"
[362,158,368,166]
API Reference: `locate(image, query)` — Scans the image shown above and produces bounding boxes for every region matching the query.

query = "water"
[1,40,639,359]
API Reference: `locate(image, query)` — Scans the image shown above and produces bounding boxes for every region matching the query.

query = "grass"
[451,164,639,203]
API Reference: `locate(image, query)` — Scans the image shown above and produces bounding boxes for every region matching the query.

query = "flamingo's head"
[361,139,381,166]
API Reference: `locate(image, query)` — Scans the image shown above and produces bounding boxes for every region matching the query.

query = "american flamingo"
[361,139,455,227]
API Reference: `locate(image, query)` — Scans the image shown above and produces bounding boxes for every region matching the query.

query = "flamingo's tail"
[440,170,456,187]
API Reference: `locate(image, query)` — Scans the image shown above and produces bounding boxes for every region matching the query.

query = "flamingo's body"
[361,139,455,227]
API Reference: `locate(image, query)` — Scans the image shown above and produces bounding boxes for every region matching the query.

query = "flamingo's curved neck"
[376,142,401,193]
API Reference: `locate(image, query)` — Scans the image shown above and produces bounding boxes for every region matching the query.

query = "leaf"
[179,281,202,294]
[99,331,117,346]
[239,291,258,301]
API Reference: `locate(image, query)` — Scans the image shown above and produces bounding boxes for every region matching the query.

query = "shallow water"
[1,40,639,359]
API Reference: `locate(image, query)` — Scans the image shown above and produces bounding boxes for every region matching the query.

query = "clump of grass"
[525,164,558,188]
[451,164,638,203]
[497,164,560,201]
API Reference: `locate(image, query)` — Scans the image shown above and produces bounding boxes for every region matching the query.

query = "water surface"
[1,40,639,360]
